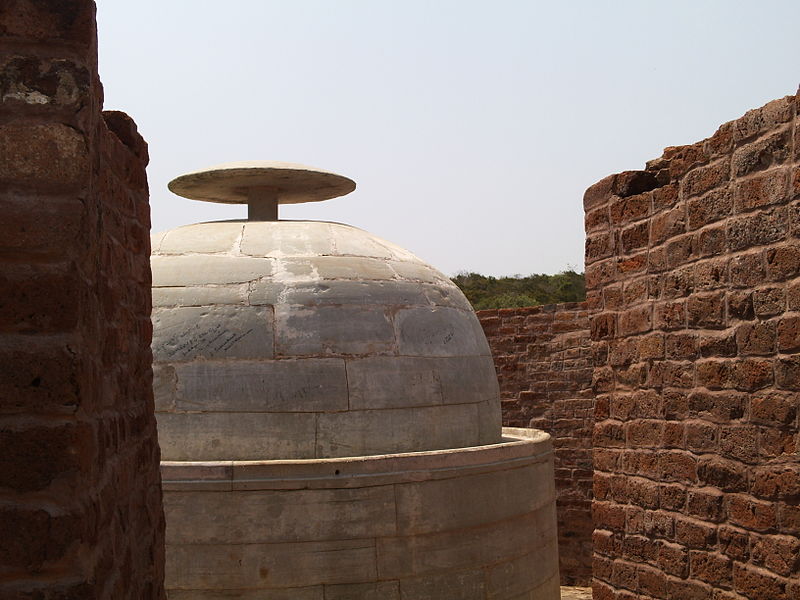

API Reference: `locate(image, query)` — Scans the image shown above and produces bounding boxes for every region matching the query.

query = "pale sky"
[96,0,799,277]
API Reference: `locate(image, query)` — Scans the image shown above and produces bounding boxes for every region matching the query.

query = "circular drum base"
[161,428,560,600]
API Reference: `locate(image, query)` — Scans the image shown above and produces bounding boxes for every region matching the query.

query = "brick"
[779,504,800,535]
[758,427,796,460]
[752,287,785,316]
[0,122,88,189]
[585,205,610,231]
[618,305,652,336]
[765,243,800,281]
[727,208,789,252]
[620,221,649,253]
[788,280,800,311]
[750,391,798,426]
[617,252,647,275]
[726,494,777,531]
[719,425,759,463]
[694,258,728,291]
[593,367,614,393]
[0,505,79,571]
[637,333,665,360]
[0,423,92,492]
[591,579,615,600]
[682,159,730,198]
[735,320,776,355]
[689,551,732,587]
[662,390,689,419]
[610,192,651,225]
[685,421,718,453]
[750,465,800,500]
[675,516,717,548]
[729,359,773,391]
[653,183,679,211]
[706,121,734,158]
[687,292,725,329]
[732,96,794,142]
[697,456,747,491]
[626,420,664,448]
[665,333,698,360]
[729,252,765,288]
[0,0,96,46]
[718,525,751,562]
[623,277,649,305]
[593,501,626,530]
[666,141,709,181]
[687,187,732,230]
[611,557,637,591]
[595,421,625,448]
[603,285,624,310]
[696,359,731,390]
[732,562,788,600]
[648,360,694,389]
[621,450,659,477]
[586,231,615,261]
[732,127,791,177]
[695,225,727,258]
[654,300,686,330]
[688,390,746,422]
[775,355,800,390]
[751,533,800,577]
[658,451,698,483]
[728,290,755,320]
[734,167,790,214]
[637,564,668,599]
[698,331,737,357]
[0,341,82,414]
[591,312,616,340]
[650,205,685,245]
[659,483,686,511]
[666,577,714,600]
[623,534,658,562]
[584,173,617,210]
[661,266,694,299]
[776,314,800,351]
[586,257,617,285]
[657,541,688,577]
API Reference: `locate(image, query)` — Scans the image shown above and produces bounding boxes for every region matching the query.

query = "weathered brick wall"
[0,1,165,598]
[586,93,800,599]
[478,304,594,585]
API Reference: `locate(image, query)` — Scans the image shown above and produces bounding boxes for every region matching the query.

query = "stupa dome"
[151,162,501,461]
[154,162,558,599]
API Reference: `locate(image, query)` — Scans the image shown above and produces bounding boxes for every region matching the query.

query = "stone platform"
[161,428,559,599]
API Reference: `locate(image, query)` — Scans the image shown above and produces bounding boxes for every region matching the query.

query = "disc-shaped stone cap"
[168,161,356,205]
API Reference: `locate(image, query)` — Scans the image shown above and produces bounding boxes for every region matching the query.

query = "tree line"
[451,270,585,310]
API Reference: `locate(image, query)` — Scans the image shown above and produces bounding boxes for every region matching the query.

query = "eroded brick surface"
[587,91,800,598]
[0,1,165,598]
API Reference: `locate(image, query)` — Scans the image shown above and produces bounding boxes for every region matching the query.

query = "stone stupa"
[151,161,560,599]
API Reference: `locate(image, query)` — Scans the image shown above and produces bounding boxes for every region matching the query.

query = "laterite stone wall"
[478,304,594,585]
[586,93,800,599]
[0,1,165,598]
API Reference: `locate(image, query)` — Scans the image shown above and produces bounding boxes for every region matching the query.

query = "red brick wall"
[478,303,594,585]
[586,93,800,600]
[0,2,165,598]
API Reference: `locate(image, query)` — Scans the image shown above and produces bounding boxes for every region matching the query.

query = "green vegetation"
[451,270,585,310]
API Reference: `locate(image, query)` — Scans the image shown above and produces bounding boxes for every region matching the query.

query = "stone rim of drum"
[153,161,560,599]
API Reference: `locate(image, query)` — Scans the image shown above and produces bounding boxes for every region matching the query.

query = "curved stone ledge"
[162,429,560,599]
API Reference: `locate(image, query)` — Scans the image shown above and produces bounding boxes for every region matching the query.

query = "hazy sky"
[96,1,799,276]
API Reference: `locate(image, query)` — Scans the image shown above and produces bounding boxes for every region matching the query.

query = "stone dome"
[151,219,502,460]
